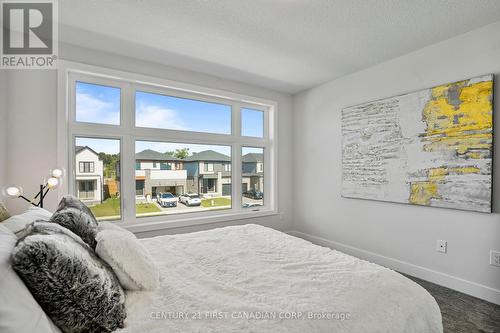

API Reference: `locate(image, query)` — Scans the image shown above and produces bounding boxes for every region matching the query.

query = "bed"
[121,224,443,332]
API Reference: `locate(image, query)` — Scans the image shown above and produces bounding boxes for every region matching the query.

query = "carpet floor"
[406,275,500,333]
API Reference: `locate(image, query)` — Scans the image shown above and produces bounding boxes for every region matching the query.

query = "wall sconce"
[3,168,64,208]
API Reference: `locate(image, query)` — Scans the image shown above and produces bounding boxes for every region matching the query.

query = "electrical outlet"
[436,240,447,253]
[490,250,500,267]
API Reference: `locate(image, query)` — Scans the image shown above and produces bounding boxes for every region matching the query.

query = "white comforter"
[120,224,442,333]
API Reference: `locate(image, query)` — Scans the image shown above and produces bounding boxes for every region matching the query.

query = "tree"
[174,148,190,159]
[98,152,120,179]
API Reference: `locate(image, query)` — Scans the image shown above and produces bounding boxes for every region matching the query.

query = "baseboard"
[287,230,500,305]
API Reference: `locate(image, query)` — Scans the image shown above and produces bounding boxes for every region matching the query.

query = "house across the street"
[75,146,104,205]
[135,149,187,199]
[184,150,232,197]
[242,153,264,193]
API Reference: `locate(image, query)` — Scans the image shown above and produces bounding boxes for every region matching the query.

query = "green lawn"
[90,197,161,218]
[201,197,231,208]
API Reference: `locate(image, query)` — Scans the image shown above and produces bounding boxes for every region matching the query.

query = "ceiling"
[59,0,500,94]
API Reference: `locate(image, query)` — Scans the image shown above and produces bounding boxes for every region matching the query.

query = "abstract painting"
[342,75,494,213]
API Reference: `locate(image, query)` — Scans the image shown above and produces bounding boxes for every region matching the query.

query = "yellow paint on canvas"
[410,182,440,206]
[428,168,448,181]
[410,77,492,207]
[421,80,493,156]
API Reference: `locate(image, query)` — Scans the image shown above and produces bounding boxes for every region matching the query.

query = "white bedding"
[120,224,442,333]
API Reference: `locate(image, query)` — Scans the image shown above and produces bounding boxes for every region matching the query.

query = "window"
[75,82,121,125]
[241,108,264,138]
[65,67,275,227]
[74,137,121,221]
[79,161,94,173]
[242,147,264,208]
[204,163,214,172]
[136,91,231,134]
[78,180,95,199]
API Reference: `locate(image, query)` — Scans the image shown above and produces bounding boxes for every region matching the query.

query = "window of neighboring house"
[78,180,95,199]
[79,161,95,173]
[204,163,214,172]
[74,137,121,220]
[65,67,275,227]
[242,147,264,208]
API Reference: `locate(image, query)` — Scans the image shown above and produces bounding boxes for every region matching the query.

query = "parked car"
[243,190,263,200]
[157,192,177,208]
[179,193,202,206]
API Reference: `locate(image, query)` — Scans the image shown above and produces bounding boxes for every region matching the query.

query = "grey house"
[242,153,264,193]
[135,150,187,198]
[184,150,232,196]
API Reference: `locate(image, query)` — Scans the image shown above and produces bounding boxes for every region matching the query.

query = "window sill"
[121,209,279,234]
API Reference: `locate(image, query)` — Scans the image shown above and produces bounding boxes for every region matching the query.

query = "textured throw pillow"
[50,207,98,249]
[0,225,61,333]
[12,222,126,333]
[1,206,52,235]
[96,228,159,291]
[56,195,98,225]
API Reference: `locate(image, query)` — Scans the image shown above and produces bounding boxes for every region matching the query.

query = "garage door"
[222,184,232,196]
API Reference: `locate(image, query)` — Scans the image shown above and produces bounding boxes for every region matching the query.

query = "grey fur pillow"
[50,207,98,249]
[56,195,98,225]
[12,222,126,333]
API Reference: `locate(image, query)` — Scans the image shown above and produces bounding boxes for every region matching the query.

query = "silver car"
[179,193,202,206]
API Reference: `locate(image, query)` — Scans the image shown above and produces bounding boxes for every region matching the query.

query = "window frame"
[57,61,278,232]
[79,161,95,173]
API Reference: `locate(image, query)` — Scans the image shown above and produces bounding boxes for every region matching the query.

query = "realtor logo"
[1,0,58,69]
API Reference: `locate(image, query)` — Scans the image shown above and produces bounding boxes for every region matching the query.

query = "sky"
[75,82,264,155]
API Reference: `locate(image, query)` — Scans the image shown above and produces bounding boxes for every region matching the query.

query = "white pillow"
[95,228,159,290]
[1,206,52,234]
[0,225,61,333]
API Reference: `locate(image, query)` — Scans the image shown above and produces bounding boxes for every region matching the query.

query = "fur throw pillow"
[12,222,126,333]
[50,207,98,249]
[56,195,98,225]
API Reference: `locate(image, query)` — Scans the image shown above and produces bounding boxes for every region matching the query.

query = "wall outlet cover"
[490,250,500,267]
[436,240,447,253]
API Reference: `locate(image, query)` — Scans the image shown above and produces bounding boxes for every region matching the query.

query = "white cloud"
[76,93,120,125]
[136,104,186,130]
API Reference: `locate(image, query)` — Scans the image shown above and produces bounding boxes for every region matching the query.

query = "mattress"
[120,224,442,332]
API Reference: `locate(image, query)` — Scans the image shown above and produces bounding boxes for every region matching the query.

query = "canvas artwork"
[341,75,494,213]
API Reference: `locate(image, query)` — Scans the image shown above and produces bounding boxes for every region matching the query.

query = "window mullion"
[121,83,136,223]
[232,103,242,212]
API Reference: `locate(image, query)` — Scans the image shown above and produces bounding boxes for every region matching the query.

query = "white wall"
[0,71,7,201]
[292,21,500,304]
[4,43,293,234]
[5,70,58,212]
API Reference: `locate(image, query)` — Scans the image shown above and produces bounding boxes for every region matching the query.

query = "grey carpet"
[405,274,500,333]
